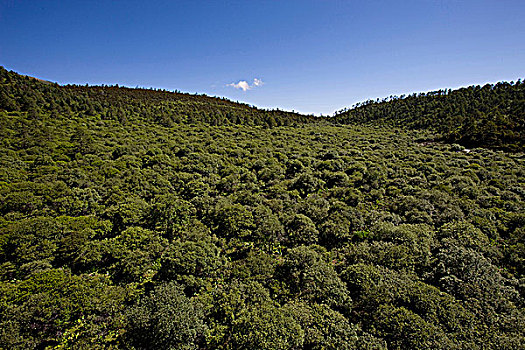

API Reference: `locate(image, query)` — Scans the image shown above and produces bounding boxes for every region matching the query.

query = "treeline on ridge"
[332,81,525,152]
[0,67,314,128]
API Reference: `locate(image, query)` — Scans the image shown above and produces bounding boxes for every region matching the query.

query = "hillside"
[0,67,314,128]
[332,81,525,152]
[0,68,524,349]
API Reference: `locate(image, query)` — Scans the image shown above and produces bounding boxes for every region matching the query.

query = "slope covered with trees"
[0,67,313,128]
[0,68,524,349]
[332,81,525,152]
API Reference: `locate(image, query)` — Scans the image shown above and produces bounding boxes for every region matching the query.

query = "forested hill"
[0,67,314,127]
[331,81,525,152]
[1,66,524,349]
[4,66,524,152]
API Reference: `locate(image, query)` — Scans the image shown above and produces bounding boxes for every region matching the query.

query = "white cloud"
[227,80,251,91]
[227,78,264,91]
[253,78,264,87]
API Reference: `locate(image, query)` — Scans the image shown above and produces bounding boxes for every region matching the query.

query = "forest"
[0,66,524,349]
[333,81,525,152]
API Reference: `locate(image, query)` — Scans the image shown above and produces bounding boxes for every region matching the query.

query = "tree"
[124,282,206,350]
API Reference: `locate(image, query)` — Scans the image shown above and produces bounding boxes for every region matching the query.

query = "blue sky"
[1,0,524,115]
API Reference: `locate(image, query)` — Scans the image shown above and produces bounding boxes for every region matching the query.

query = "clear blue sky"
[1,0,524,115]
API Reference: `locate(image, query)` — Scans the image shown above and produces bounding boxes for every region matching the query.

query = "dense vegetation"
[0,67,313,129]
[332,81,525,152]
[0,67,524,349]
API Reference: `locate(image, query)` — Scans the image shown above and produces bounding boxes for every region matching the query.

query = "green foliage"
[158,223,226,294]
[284,301,387,349]
[228,302,304,350]
[0,269,126,349]
[0,66,314,128]
[124,282,206,350]
[333,81,525,151]
[277,245,352,312]
[0,67,523,349]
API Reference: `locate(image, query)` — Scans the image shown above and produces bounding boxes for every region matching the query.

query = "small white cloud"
[227,78,264,91]
[227,80,251,91]
[253,78,264,87]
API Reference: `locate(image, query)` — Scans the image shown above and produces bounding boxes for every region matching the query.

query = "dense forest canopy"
[0,67,524,349]
[0,67,314,128]
[332,80,525,152]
